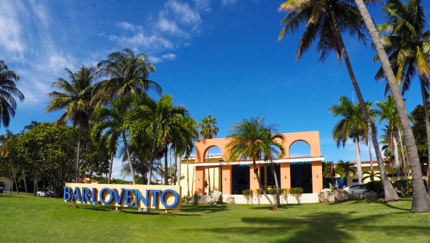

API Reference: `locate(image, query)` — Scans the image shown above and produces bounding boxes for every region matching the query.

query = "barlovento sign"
[63,183,181,209]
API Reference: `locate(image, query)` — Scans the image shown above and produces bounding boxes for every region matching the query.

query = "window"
[352,179,358,183]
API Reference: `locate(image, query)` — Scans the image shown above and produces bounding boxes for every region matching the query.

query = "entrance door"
[232,165,250,194]
[290,162,313,193]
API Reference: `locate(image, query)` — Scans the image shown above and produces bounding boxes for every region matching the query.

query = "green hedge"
[364,181,384,194]
[289,188,303,204]
[393,179,413,196]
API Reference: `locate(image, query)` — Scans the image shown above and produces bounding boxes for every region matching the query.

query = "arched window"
[289,140,311,157]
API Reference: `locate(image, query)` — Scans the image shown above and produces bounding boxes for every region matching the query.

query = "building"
[0,177,13,191]
[180,131,324,203]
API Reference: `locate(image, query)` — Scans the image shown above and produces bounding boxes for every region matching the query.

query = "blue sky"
[1,0,430,180]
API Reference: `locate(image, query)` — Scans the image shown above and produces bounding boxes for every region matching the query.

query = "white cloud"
[0,0,26,56]
[29,0,50,29]
[148,56,163,64]
[194,0,212,12]
[110,33,174,50]
[165,0,202,25]
[156,13,187,36]
[222,0,239,6]
[44,52,76,74]
[162,53,176,60]
[118,22,138,31]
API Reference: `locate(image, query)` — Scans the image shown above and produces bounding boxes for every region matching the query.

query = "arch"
[195,137,231,163]
[289,140,311,158]
[282,131,321,157]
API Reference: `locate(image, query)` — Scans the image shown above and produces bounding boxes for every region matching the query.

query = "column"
[195,166,206,195]
[250,164,261,193]
[222,165,232,195]
[312,161,322,193]
[280,163,291,189]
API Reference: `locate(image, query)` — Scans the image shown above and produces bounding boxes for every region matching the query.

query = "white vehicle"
[344,184,367,194]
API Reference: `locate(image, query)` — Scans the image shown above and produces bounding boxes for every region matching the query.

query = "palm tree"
[0,61,24,128]
[364,102,376,173]
[278,0,399,202]
[335,160,356,187]
[226,116,279,211]
[329,96,367,183]
[198,115,219,193]
[45,66,97,182]
[375,0,429,188]
[352,0,430,212]
[93,48,162,108]
[375,95,402,180]
[261,127,285,207]
[92,95,136,184]
[130,94,189,185]
[362,171,381,182]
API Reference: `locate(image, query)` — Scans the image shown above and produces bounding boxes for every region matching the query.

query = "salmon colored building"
[185,131,324,200]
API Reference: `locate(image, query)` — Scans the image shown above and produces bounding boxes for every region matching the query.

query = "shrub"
[242,190,252,204]
[393,179,413,196]
[281,188,289,204]
[193,193,200,205]
[365,181,384,194]
[255,189,263,205]
[289,188,303,204]
[268,188,278,204]
[0,180,5,187]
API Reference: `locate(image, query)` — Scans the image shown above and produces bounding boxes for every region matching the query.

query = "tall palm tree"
[375,95,402,180]
[226,116,279,211]
[278,0,399,202]
[364,102,376,173]
[375,0,430,188]
[352,0,430,212]
[93,48,162,107]
[45,66,97,182]
[92,95,136,184]
[130,94,189,185]
[198,115,219,193]
[261,127,285,207]
[0,61,24,128]
[329,96,367,183]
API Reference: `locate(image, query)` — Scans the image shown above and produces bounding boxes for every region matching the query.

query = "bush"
[289,188,303,204]
[193,193,200,205]
[365,181,384,194]
[242,190,252,204]
[255,189,263,205]
[268,188,277,204]
[393,179,413,196]
[281,188,289,204]
[0,180,5,187]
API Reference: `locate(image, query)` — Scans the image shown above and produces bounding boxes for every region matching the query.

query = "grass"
[1,193,430,242]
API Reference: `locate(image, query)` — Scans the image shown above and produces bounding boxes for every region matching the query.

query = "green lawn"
[1,193,429,243]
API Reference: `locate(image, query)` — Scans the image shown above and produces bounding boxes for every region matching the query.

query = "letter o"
[99,188,113,204]
[160,189,179,208]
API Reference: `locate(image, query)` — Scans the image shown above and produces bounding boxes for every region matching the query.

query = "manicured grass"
[1,193,429,242]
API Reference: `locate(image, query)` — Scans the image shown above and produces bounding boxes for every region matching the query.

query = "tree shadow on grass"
[179,204,228,214]
[193,208,428,242]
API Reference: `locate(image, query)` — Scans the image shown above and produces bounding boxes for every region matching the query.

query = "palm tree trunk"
[396,127,407,180]
[207,151,211,194]
[419,81,430,193]
[122,132,136,184]
[169,145,172,184]
[354,0,428,211]
[76,126,82,183]
[12,165,18,194]
[176,156,179,186]
[270,159,281,207]
[327,4,399,202]
[368,131,373,173]
[22,170,28,195]
[252,159,277,210]
[164,149,168,185]
[187,157,190,197]
[108,152,114,184]
[354,137,362,184]
[392,130,401,180]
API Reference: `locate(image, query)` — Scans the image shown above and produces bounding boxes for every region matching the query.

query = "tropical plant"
[92,95,136,184]
[226,116,278,210]
[375,0,430,182]
[93,48,162,107]
[278,0,399,203]
[289,187,303,204]
[0,130,20,194]
[335,160,356,188]
[198,115,219,193]
[281,188,289,204]
[322,161,334,179]
[352,0,429,212]
[362,171,381,182]
[261,127,285,207]
[45,66,97,182]
[375,95,403,180]
[329,96,367,183]
[0,61,24,128]
[130,94,189,185]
